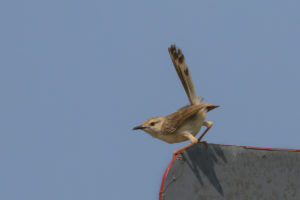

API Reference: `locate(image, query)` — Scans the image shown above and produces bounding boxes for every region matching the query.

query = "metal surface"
[160,143,300,200]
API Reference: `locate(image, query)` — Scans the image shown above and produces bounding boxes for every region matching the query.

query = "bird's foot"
[198,140,208,148]
[173,143,194,156]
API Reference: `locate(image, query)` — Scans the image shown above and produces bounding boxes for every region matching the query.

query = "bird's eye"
[150,122,155,126]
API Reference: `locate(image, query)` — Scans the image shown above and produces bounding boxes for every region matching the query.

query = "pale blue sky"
[1,1,300,199]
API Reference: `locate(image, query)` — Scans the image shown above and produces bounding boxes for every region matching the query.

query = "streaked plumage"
[133,45,219,155]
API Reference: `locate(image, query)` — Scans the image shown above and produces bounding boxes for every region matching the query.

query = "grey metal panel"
[161,144,300,200]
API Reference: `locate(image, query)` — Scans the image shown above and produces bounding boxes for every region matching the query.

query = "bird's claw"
[198,140,208,148]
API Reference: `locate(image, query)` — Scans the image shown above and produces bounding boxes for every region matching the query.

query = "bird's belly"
[156,134,189,143]
[178,111,206,136]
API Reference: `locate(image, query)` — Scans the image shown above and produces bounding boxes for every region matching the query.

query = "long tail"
[168,45,202,105]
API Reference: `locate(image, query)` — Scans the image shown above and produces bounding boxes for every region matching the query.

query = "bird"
[133,45,219,155]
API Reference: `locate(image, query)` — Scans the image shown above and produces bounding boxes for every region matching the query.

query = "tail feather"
[168,45,198,105]
[206,104,220,112]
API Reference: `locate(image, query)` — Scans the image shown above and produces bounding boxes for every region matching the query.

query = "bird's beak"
[132,125,145,130]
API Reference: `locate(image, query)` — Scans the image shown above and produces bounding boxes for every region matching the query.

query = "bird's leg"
[198,121,213,143]
[173,132,198,156]
[173,121,214,156]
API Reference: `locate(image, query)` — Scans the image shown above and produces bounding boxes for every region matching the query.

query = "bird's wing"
[168,45,202,105]
[161,104,206,134]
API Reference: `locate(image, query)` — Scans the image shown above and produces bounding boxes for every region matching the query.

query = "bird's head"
[133,117,164,135]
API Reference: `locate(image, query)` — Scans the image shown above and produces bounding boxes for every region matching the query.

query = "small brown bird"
[133,45,219,155]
